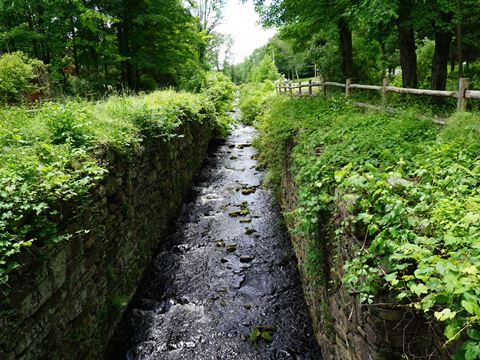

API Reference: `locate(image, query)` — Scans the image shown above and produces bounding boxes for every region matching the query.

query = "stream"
[111,123,321,359]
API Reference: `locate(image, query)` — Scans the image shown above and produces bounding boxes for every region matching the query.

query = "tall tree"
[396,1,418,88]
[0,0,205,90]
[251,0,357,80]
[188,0,226,67]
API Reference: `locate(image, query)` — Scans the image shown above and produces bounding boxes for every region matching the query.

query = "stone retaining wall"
[0,121,212,359]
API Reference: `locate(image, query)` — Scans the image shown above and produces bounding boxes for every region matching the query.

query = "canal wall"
[280,141,450,360]
[0,122,212,359]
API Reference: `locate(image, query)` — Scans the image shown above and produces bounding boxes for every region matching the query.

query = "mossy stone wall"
[0,121,212,359]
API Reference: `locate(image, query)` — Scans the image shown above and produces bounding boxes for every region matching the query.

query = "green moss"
[249,325,276,345]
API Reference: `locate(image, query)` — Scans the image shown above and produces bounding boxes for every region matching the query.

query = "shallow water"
[112,124,321,360]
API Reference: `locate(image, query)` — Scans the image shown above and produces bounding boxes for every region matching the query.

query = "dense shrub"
[256,94,480,358]
[177,70,236,136]
[417,39,436,88]
[238,81,275,125]
[65,76,97,98]
[201,72,236,136]
[0,52,44,104]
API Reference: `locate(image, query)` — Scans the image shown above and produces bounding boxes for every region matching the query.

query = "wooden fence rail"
[276,78,474,112]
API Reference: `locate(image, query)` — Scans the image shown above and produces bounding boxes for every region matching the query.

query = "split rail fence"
[276,78,479,113]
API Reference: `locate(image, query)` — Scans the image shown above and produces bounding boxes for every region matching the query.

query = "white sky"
[217,0,276,64]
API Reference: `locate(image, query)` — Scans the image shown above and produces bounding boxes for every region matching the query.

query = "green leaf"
[463,212,480,226]
[461,299,480,318]
[410,283,428,296]
[434,308,457,321]
[445,323,460,340]
[334,162,352,183]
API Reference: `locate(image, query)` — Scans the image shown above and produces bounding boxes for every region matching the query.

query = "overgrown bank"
[255,95,480,359]
[0,79,235,358]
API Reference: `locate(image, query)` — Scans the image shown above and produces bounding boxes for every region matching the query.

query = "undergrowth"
[256,95,480,359]
[0,88,233,292]
[238,81,275,124]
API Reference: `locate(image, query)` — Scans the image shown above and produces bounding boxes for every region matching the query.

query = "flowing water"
[111,122,321,360]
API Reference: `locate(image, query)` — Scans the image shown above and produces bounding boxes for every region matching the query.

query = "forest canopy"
[0,0,232,94]
[235,0,480,91]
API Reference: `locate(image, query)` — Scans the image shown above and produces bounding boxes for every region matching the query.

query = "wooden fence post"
[288,83,292,95]
[299,82,302,96]
[345,79,351,97]
[382,78,389,108]
[308,80,313,96]
[457,78,469,112]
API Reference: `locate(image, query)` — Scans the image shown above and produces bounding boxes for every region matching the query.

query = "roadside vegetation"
[0,73,235,291]
[254,94,480,358]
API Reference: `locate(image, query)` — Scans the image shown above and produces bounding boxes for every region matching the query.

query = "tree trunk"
[396,6,417,88]
[117,2,133,88]
[71,17,80,76]
[431,30,452,90]
[338,19,353,79]
[27,13,39,59]
[457,21,463,78]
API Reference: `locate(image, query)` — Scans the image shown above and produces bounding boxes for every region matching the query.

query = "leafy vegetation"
[236,52,280,125]
[256,94,480,357]
[244,0,480,92]
[200,72,237,136]
[249,325,276,345]
[0,0,233,94]
[0,52,45,104]
[0,82,234,291]
[238,81,275,125]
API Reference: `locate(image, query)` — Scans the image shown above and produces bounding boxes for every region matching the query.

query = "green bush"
[417,39,435,88]
[239,81,275,125]
[256,95,480,357]
[0,52,43,104]
[43,102,93,146]
[352,36,384,84]
[202,72,236,114]
[201,71,236,136]
[177,70,236,136]
[310,39,343,83]
[66,76,96,98]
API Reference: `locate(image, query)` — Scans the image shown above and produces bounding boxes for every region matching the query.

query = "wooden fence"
[276,78,480,112]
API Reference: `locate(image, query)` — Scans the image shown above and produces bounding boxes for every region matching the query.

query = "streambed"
[112,124,321,359]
